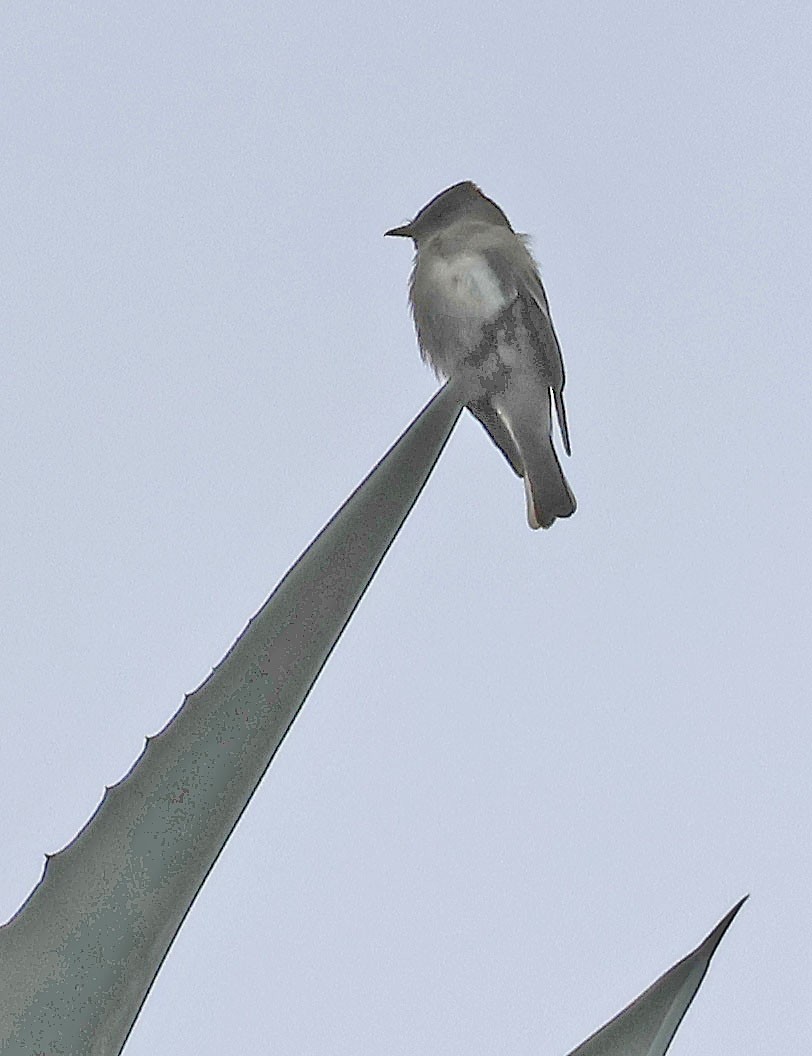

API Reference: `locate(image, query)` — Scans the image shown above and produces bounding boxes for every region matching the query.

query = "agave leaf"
[0,383,462,1055]
[566,898,746,1056]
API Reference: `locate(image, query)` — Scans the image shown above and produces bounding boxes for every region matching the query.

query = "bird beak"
[384,223,413,238]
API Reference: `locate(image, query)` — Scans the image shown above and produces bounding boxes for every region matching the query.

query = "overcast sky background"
[2,3,810,1053]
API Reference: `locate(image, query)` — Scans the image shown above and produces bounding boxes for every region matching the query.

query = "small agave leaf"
[566,897,747,1056]
[0,382,462,1056]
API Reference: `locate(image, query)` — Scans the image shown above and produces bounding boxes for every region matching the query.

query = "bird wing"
[481,247,571,456]
[517,275,571,457]
[467,396,524,477]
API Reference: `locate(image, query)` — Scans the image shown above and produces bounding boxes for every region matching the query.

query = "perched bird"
[386,181,575,529]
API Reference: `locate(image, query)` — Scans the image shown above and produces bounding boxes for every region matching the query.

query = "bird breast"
[410,248,512,367]
[422,252,508,323]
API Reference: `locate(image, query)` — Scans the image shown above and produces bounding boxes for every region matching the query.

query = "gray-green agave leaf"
[567,898,746,1056]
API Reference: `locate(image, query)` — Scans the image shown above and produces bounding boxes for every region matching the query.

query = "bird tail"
[521,439,576,529]
[498,400,576,530]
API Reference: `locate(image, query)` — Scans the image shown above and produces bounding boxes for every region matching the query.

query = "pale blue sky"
[2,3,810,1053]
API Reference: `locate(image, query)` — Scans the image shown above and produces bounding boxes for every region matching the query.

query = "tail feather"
[521,437,576,529]
[498,401,576,530]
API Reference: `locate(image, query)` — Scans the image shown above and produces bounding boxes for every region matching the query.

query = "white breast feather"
[429,253,507,321]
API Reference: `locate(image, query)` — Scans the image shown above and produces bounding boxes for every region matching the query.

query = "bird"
[386,181,575,529]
